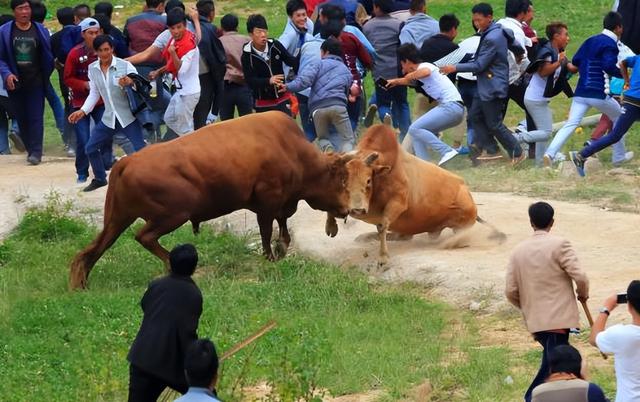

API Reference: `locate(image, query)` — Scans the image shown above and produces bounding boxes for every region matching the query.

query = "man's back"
[532,378,607,402]
[124,10,166,64]
[220,31,250,84]
[363,15,402,79]
[573,32,620,99]
[399,12,439,46]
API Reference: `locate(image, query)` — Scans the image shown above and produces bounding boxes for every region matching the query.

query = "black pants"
[469,96,522,158]
[524,331,570,402]
[128,364,187,402]
[9,85,45,158]
[193,74,223,130]
[219,81,253,120]
[254,100,291,116]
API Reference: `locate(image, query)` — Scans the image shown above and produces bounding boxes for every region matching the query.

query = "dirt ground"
[1,154,638,327]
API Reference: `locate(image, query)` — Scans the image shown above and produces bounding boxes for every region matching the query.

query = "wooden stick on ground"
[580,300,608,360]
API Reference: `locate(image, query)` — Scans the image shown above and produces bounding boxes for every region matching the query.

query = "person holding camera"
[589,280,640,402]
[505,201,590,402]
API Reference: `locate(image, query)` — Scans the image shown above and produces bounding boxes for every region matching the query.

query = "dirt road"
[1,155,638,323]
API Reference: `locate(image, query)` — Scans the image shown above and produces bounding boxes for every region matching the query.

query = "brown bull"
[70,112,356,289]
[327,124,504,266]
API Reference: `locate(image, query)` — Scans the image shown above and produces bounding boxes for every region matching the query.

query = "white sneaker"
[438,149,459,166]
[613,151,634,166]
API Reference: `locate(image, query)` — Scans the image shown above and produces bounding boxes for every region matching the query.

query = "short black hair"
[146,0,164,9]
[166,7,186,27]
[627,280,640,313]
[319,19,343,39]
[94,2,113,18]
[184,339,219,388]
[247,14,268,33]
[93,13,112,34]
[373,0,394,14]
[545,22,568,41]
[549,345,582,377]
[196,0,214,18]
[73,4,91,20]
[528,201,554,229]
[169,244,198,276]
[10,0,31,10]
[286,0,306,17]
[409,0,425,13]
[439,13,459,32]
[321,37,343,57]
[603,11,623,31]
[471,2,493,17]
[93,34,114,50]
[31,1,46,23]
[319,3,345,21]
[505,0,529,18]
[220,13,238,31]
[165,0,185,13]
[56,6,75,26]
[397,43,421,64]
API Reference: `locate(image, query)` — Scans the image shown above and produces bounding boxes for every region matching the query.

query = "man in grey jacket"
[441,3,525,166]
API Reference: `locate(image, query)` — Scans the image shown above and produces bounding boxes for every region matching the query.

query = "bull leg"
[376,222,390,268]
[375,198,409,269]
[325,213,338,237]
[428,230,443,241]
[135,216,188,270]
[257,214,276,261]
[274,217,291,259]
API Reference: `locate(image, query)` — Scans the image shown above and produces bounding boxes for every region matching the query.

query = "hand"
[624,81,630,91]
[118,76,134,87]
[68,110,86,124]
[187,6,199,22]
[577,295,589,303]
[269,74,284,85]
[168,44,176,55]
[603,294,618,312]
[148,70,159,81]
[558,51,566,62]
[277,83,287,94]
[6,74,18,91]
[85,81,90,91]
[385,78,401,89]
[440,65,456,75]
[515,54,525,64]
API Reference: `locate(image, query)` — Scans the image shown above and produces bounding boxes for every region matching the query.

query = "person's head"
[56,6,75,26]
[471,3,493,32]
[373,0,393,17]
[165,0,185,14]
[286,0,308,30]
[546,22,569,49]
[196,0,215,21]
[145,0,165,12]
[505,0,530,21]
[220,13,238,32]
[439,13,459,40]
[524,2,534,24]
[247,14,268,49]
[93,34,115,63]
[80,17,100,47]
[184,339,219,389]
[30,1,45,23]
[94,2,113,20]
[166,8,187,40]
[603,11,623,38]
[169,244,198,276]
[93,13,112,35]
[73,3,91,24]
[319,18,343,40]
[319,3,345,25]
[548,345,583,378]
[397,43,421,74]
[528,201,554,231]
[627,280,640,316]
[11,0,31,24]
[321,37,343,58]
[409,0,425,15]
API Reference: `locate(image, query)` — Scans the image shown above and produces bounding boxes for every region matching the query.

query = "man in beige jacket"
[505,201,589,402]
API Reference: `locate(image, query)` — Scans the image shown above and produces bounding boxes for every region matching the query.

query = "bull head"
[344,152,390,217]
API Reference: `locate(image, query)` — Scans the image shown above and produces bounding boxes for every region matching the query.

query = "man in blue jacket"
[441,3,525,166]
[0,0,54,165]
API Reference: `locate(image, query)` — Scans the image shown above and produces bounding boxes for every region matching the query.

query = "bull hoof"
[325,219,339,237]
[273,240,288,260]
[377,255,389,271]
[69,270,88,290]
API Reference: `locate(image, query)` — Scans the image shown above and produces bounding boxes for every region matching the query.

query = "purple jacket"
[0,21,54,87]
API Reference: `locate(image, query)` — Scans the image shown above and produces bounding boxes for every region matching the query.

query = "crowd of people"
[1,0,640,400]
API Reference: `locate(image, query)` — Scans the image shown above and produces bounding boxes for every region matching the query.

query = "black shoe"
[363,104,377,127]
[569,151,585,177]
[9,131,25,152]
[26,155,41,165]
[83,179,108,192]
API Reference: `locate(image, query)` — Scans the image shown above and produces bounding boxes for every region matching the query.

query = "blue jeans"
[409,101,464,161]
[524,331,569,402]
[347,94,363,132]
[45,81,65,134]
[296,93,317,142]
[87,120,145,181]
[375,85,411,142]
[457,78,477,145]
[581,100,640,158]
[74,106,107,178]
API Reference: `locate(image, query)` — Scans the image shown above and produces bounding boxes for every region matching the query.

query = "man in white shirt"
[68,35,146,192]
[590,280,640,402]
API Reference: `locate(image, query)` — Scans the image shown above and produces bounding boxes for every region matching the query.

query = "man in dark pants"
[441,3,525,166]
[505,202,590,402]
[127,244,203,402]
[219,14,253,120]
[0,0,54,166]
[193,0,226,129]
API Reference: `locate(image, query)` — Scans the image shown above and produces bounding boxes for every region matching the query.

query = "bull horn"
[364,152,379,166]
[340,151,358,162]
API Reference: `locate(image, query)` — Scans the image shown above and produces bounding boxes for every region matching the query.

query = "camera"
[617,293,628,304]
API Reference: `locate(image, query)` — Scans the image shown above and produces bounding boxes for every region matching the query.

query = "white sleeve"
[152,30,171,49]
[125,60,138,75]
[178,48,197,77]
[80,70,100,115]
[595,324,623,354]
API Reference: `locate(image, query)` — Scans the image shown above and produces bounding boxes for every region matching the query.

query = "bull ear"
[375,165,391,175]
[364,152,379,166]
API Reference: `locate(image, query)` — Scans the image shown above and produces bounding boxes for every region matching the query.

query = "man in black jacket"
[193,0,227,129]
[241,14,298,115]
[127,244,203,402]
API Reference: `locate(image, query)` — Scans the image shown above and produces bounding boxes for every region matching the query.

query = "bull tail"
[69,160,136,290]
[476,216,507,244]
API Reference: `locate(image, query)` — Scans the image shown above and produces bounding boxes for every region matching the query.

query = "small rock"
[504,375,514,385]
[469,301,481,311]
[607,167,634,176]
[585,157,603,174]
